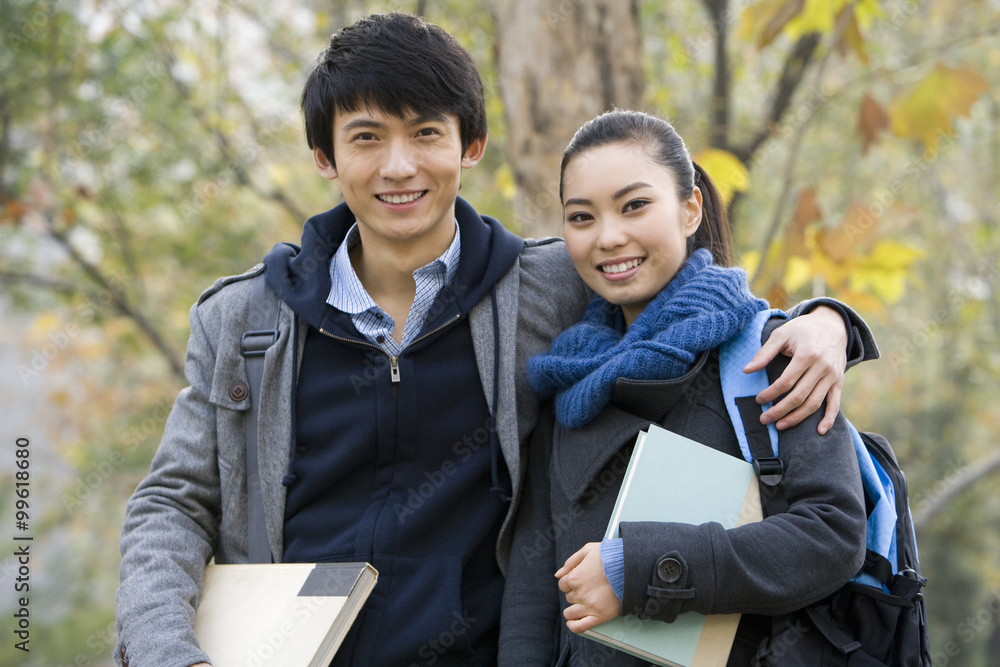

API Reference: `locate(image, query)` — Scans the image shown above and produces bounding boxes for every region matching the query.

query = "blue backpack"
[719,309,931,666]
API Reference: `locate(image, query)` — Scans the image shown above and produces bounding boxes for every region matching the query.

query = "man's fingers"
[771,380,828,430]
[761,364,825,425]
[817,381,843,435]
[756,355,808,407]
[744,330,787,374]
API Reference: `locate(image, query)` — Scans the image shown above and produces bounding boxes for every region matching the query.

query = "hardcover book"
[583,424,763,667]
[194,561,377,667]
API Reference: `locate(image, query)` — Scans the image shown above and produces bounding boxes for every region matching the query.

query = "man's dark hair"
[302,12,488,166]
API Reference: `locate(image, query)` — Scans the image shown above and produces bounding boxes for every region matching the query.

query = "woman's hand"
[743,305,847,434]
[555,542,620,634]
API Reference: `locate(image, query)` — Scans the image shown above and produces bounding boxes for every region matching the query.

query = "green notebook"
[583,424,763,667]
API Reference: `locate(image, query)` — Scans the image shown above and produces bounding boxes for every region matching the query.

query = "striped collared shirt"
[327,221,461,356]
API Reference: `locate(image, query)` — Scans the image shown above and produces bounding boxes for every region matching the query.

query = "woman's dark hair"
[560,109,734,267]
[301,13,488,166]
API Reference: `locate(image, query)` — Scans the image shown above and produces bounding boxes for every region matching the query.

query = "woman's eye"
[566,212,592,224]
[624,199,648,212]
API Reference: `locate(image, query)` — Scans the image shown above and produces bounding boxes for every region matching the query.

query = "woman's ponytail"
[689,161,734,267]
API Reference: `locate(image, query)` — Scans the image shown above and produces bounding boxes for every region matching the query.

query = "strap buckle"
[753,456,784,487]
[241,329,278,357]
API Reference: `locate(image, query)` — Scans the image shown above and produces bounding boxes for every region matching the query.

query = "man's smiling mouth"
[376,191,427,204]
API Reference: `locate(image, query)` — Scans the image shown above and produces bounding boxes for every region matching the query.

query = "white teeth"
[601,259,643,274]
[379,191,425,204]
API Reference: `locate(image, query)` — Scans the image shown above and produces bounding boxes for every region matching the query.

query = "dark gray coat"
[499,341,869,666]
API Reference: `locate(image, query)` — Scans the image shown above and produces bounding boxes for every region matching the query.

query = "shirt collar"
[327,220,461,313]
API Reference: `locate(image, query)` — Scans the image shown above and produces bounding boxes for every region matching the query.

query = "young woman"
[499,110,868,666]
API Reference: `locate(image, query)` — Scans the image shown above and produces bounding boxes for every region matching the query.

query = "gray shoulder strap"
[240,270,281,563]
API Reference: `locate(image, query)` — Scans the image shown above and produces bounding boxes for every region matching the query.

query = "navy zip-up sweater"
[263,197,524,665]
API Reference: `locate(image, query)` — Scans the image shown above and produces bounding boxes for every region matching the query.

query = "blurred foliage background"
[1,0,998,665]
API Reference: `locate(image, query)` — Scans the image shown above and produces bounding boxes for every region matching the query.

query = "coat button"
[229,382,249,402]
[657,556,683,583]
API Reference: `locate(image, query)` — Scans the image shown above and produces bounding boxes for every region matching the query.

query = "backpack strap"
[720,308,788,517]
[241,270,282,563]
[719,308,901,589]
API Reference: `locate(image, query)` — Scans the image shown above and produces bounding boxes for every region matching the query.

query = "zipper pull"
[390,356,400,383]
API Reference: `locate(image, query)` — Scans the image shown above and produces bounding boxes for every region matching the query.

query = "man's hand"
[743,305,847,435]
[555,542,619,634]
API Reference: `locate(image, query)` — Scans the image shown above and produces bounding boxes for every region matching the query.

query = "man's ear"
[313,147,338,181]
[461,135,488,169]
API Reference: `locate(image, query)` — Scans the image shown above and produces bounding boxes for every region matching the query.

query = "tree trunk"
[492,0,644,238]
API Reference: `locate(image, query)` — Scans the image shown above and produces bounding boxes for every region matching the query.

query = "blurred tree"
[1,0,999,665]
[492,0,644,237]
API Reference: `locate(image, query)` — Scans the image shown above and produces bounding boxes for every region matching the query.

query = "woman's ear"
[313,147,338,181]
[683,186,703,238]
[461,134,488,169]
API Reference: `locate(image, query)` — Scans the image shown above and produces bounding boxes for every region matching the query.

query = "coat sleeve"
[498,405,563,666]
[617,356,868,623]
[115,299,225,667]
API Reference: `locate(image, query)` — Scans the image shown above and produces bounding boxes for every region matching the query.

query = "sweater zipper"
[319,329,401,384]
[318,313,459,384]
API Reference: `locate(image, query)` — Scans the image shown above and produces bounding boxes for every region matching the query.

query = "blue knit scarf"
[529,249,768,428]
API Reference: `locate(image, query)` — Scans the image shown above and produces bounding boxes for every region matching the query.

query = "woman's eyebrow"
[612,182,652,201]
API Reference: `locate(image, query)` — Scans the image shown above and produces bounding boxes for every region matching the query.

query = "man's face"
[315,107,486,254]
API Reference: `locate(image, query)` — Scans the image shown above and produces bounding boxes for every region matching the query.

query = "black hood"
[262,196,525,331]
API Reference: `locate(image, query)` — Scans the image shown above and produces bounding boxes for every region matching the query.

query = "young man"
[115,13,877,667]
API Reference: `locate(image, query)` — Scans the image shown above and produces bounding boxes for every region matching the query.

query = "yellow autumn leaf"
[783,256,813,293]
[740,249,762,279]
[864,239,926,270]
[783,0,847,40]
[29,312,64,338]
[783,0,881,40]
[269,163,294,188]
[495,163,517,202]
[850,269,908,303]
[737,0,803,49]
[888,64,989,149]
[691,148,749,206]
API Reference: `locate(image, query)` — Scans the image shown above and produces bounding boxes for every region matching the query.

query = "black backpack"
[720,311,932,666]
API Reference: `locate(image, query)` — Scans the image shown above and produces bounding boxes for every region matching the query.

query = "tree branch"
[0,270,80,296]
[733,32,821,164]
[912,448,1000,534]
[702,0,731,150]
[750,9,852,287]
[157,44,309,226]
[45,224,186,381]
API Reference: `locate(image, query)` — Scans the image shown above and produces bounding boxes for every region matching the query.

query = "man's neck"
[348,222,457,343]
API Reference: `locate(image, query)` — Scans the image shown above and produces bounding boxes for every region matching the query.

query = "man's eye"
[417,127,440,136]
[355,132,376,141]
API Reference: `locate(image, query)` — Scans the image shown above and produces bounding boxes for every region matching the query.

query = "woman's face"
[561,142,703,325]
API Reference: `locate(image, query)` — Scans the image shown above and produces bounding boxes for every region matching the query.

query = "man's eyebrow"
[407,111,449,126]
[612,182,652,201]
[339,118,385,133]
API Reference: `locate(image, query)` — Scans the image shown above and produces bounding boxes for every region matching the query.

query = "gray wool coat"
[114,238,589,667]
